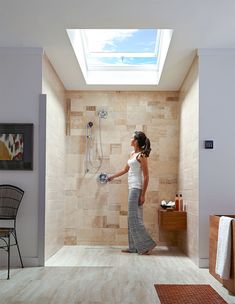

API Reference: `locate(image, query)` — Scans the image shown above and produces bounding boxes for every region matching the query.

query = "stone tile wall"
[42,55,66,260]
[65,91,179,245]
[178,56,199,264]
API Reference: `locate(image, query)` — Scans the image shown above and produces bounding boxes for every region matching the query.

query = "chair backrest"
[0,184,24,220]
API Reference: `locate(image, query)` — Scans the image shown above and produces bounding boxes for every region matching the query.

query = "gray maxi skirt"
[128,188,156,254]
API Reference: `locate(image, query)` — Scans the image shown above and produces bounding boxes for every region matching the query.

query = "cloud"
[85,29,138,52]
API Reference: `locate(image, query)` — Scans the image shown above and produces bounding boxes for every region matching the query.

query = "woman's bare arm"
[107,164,129,181]
[139,156,149,204]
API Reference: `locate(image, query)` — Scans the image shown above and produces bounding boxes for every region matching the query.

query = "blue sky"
[98,29,157,52]
[85,29,158,66]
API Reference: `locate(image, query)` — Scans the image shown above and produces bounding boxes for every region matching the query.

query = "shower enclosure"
[44,90,179,257]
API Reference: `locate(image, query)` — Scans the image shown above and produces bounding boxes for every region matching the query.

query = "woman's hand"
[139,194,145,205]
[107,176,114,182]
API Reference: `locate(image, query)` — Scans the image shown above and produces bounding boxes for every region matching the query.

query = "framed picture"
[0,123,33,170]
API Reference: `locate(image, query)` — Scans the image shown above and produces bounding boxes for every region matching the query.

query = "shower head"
[98,110,108,119]
[87,121,93,128]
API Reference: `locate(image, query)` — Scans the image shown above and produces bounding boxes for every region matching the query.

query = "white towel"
[215,216,233,279]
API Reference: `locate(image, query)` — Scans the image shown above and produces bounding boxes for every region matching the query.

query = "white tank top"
[127,154,143,189]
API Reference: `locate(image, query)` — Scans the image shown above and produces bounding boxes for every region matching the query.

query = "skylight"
[67,29,173,85]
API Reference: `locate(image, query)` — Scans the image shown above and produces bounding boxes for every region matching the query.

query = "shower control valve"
[98,172,108,184]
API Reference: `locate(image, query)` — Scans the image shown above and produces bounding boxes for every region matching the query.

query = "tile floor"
[0,246,234,304]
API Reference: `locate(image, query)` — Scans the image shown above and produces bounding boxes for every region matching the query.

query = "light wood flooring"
[0,245,235,304]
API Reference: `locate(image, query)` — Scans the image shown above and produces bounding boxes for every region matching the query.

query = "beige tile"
[110,143,122,154]
[119,215,128,228]
[64,91,180,246]
[178,57,199,256]
[107,211,120,226]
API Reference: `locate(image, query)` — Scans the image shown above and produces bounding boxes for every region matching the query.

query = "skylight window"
[67,29,173,85]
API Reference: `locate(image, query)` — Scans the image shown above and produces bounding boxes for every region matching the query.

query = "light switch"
[204,140,213,149]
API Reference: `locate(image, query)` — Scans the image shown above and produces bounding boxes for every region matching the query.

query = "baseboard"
[0,256,41,267]
[199,258,209,268]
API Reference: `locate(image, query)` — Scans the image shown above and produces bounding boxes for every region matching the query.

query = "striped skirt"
[128,188,156,254]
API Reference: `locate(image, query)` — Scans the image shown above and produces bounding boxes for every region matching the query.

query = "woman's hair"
[134,131,151,157]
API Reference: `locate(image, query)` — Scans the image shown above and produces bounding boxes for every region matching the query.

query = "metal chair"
[0,184,24,279]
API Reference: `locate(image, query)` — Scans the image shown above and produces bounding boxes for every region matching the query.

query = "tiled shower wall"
[65,91,179,245]
[42,55,66,259]
[178,57,199,264]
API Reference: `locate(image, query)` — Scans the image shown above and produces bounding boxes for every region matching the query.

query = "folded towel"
[215,216,233,279]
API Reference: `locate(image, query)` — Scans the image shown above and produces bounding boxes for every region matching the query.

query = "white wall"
[198,49,235,267]
[0,47,43,266]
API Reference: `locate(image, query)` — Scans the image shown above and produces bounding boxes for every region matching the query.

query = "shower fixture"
[87,121,93,128]
[86,121,93,140]
[97,172,108,184]
[85,109,108,174]
[98,110,108,119]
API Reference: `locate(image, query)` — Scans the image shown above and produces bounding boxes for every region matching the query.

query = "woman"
[108,131,156,255]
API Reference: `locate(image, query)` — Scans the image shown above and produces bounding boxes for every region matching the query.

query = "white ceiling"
[1,0,235,91]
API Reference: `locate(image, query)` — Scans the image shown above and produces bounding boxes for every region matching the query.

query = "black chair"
[0,184,24,279]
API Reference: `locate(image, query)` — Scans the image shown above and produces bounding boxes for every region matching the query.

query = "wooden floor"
[0,245,235,304]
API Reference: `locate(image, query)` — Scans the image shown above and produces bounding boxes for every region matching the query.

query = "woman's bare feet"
[139,244,156,255]
[121,249,131,253]
[139,250,151,255]
[121,249,138,253]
